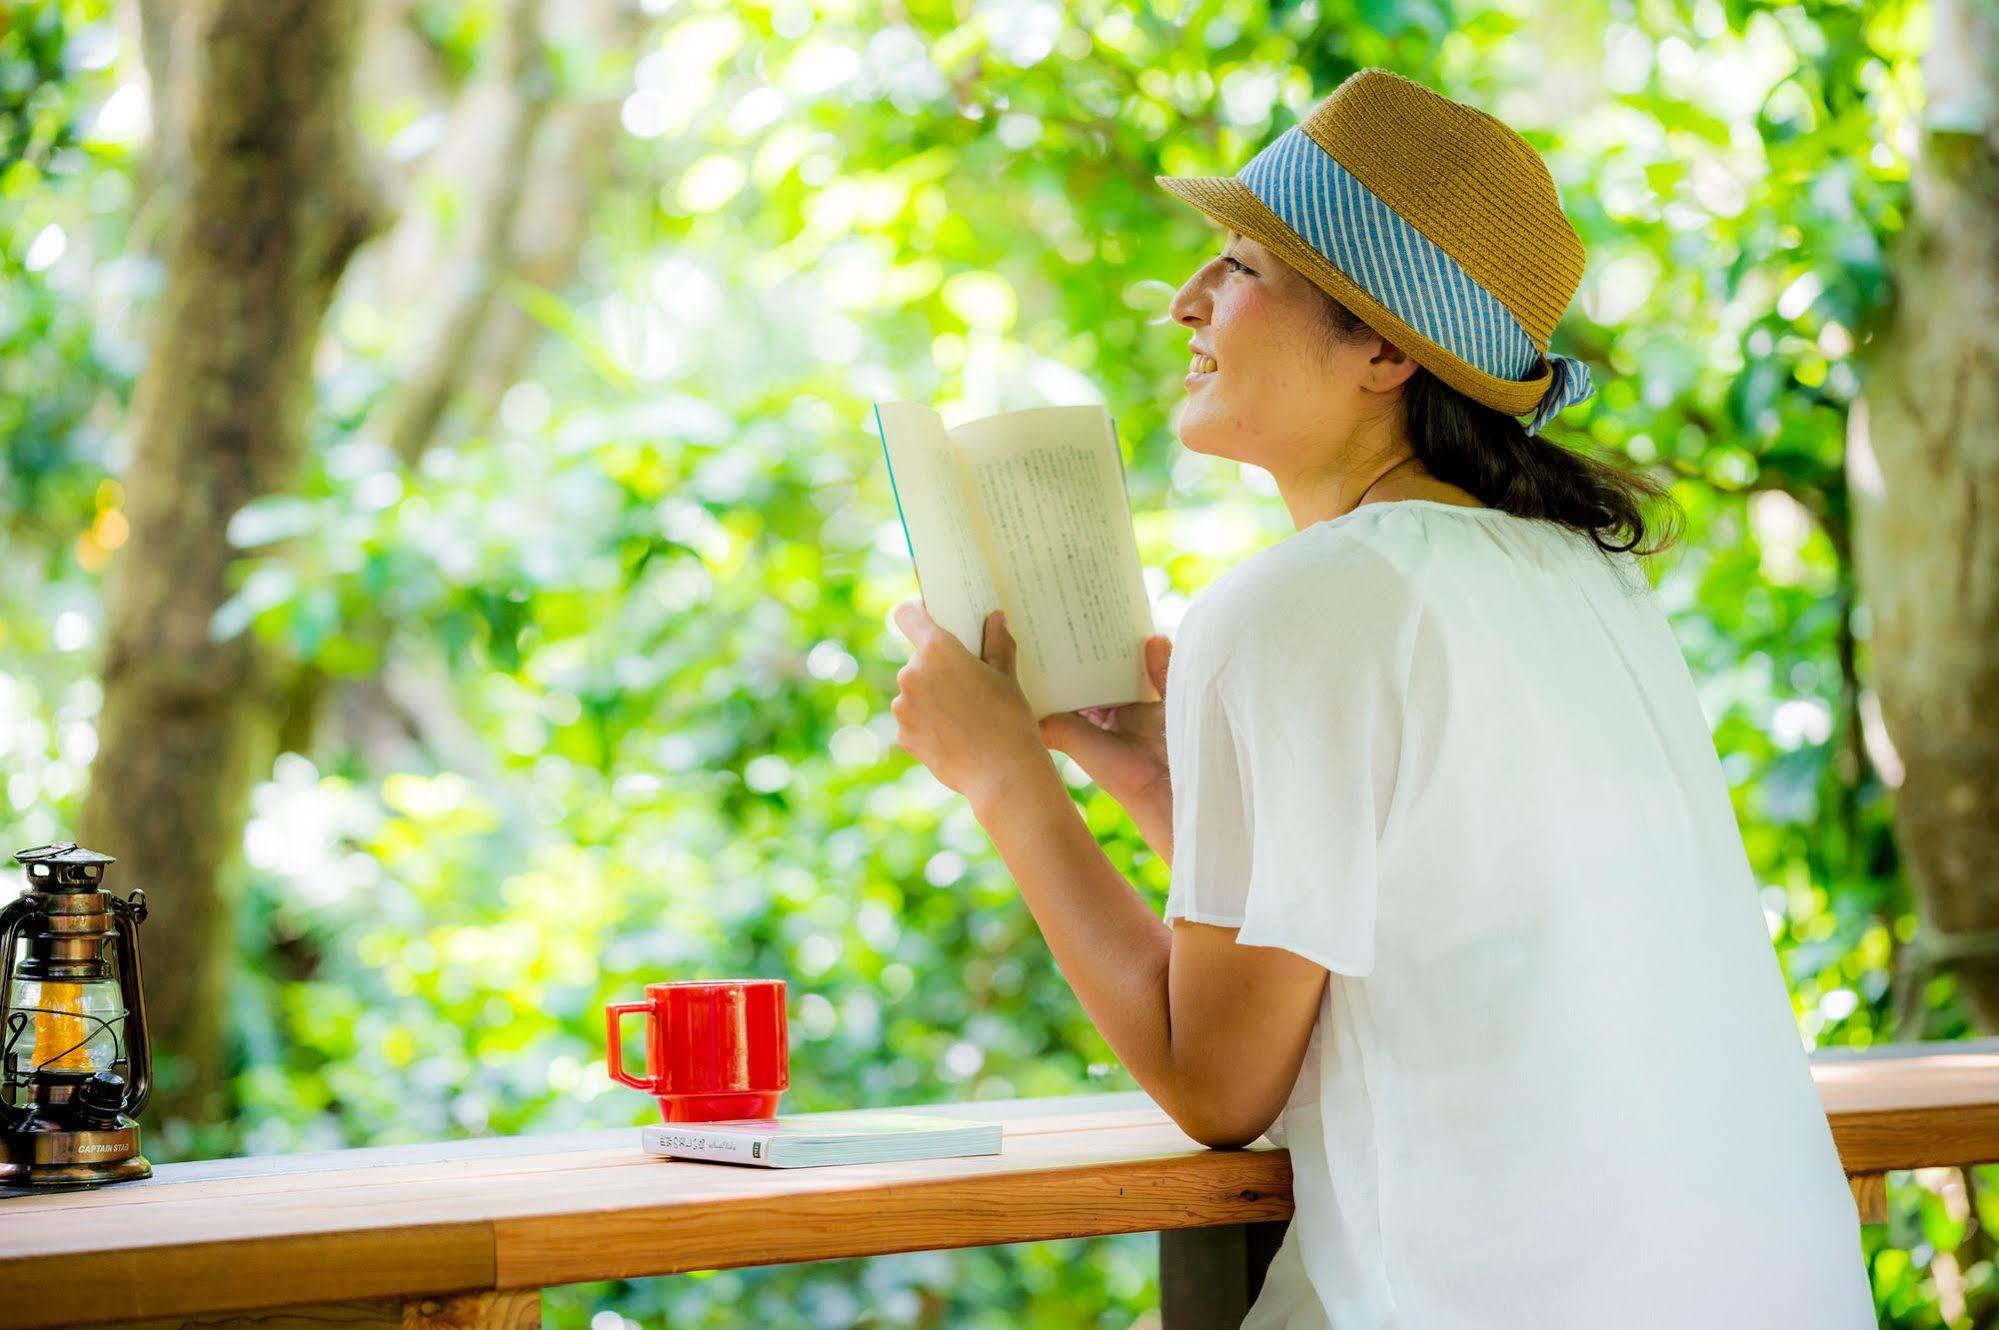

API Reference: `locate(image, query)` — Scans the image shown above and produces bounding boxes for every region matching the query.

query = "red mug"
[605,978,789,1122]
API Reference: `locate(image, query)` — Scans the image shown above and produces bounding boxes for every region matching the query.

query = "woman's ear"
[1363,335,1420,393]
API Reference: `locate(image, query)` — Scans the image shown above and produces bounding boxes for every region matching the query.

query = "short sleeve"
[1162,540,1425,978]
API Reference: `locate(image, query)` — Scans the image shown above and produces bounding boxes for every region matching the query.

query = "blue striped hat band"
[1237,125,1595,436]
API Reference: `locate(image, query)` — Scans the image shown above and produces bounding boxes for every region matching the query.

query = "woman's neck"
[1269,412,1490,530]
[1278,452,1427,530]
[1281,460,1490,529]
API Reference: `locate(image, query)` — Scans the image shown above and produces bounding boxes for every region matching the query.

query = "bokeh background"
[5,0,1996,1325]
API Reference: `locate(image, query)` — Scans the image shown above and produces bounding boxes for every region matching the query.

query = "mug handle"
[605,1001,658,1091]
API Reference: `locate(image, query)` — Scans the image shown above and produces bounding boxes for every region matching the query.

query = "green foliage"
[1,0,1991,1325]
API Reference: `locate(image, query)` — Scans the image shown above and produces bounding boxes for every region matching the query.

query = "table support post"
[1851,1172,1888,1225]
[1160,1220,1288,1329]
[408,1290,542,1329]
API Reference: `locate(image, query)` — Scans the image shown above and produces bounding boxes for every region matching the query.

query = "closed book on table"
[640,1111,1003,1168]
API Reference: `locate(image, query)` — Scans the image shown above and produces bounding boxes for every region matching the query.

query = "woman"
[888,67,1874,1328]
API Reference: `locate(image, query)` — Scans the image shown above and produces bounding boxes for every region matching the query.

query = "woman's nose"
[1169,276,1209,327]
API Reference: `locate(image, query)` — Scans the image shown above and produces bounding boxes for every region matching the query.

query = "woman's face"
[1168,232,1414,475]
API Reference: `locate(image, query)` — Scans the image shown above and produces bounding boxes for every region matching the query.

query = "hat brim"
[1155,174,1552,418]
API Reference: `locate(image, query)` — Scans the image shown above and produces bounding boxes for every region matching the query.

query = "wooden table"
[3,1041,1997,1330]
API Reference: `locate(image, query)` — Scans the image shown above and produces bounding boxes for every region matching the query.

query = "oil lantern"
[0,841,152,1187]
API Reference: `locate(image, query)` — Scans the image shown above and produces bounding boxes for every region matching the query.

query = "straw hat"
[1157,67,1595,436]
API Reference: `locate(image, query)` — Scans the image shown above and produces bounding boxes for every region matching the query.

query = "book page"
[948,405,1156,719]
[874,401,1001,656]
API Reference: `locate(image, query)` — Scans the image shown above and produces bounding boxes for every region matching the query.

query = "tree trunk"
[79,0,383,1129]
[1851,0,1999,1027]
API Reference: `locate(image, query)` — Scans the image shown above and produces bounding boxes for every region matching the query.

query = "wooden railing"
[2,1040,1995,1330]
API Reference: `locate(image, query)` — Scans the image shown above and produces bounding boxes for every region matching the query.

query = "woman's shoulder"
[1176,508,1437,672]
[1197,503,1438,610]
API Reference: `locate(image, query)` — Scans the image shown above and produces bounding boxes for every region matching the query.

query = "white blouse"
[1163,499,1874,1329]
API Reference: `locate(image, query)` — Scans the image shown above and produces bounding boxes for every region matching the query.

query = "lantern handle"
[110,890,151,1119]
[0,894,42,1130]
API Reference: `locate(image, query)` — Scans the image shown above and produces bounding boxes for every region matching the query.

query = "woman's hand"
[889,600,1050,811]
[1037,634,1173,811]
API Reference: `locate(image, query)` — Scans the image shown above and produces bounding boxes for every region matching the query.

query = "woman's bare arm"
[971,761,1326,1147]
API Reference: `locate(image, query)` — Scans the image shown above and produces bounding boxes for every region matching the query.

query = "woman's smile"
[1186,345,1219,388]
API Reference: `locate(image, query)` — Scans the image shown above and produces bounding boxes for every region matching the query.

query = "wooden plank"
[1828,1101,1999,1174]
[1813,1045,1999,1114]
[1815,1047,1999,1172]
[0,1120,1284,1327]
[3,1049,1996,1330]
[491,1141,1292,1287]
[2,1093,1168,1213]
[0,1121,1248,1257]
[482,1123,1274,1230]
[0,1226,491,1329]
[82,1300,402,1330]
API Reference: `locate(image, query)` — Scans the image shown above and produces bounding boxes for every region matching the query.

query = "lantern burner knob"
[71,1072,129,1130]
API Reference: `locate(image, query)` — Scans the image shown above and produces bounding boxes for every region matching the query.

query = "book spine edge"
[647,1129,770,1165]
[875,402,919,570]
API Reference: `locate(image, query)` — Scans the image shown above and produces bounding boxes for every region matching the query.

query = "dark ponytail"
[1318,295,1682,560]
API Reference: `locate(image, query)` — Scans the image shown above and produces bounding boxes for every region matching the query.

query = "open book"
[640,1111,1003,1168]
[874,402,1156,719]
